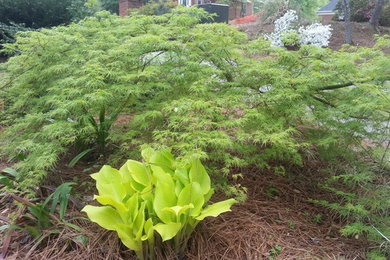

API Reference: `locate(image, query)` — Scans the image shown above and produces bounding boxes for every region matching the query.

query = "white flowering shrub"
[266,10,332,48]
[298,23,332,47]
[265,10,298,47]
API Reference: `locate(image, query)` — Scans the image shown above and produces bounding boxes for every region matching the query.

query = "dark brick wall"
[119,0,144,17]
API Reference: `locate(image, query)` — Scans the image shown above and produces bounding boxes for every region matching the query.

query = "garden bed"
[0,159,369,259]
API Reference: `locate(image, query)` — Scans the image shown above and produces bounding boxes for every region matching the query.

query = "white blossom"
[266,10,298,47]
[266,10,332,48]
[298,23,332,47]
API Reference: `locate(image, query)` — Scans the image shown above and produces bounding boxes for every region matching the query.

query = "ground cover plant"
[0,7,390,259]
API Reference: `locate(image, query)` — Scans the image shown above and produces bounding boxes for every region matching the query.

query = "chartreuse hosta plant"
[82,148,236,259]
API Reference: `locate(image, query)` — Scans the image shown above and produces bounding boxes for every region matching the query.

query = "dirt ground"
[236,20,390,50]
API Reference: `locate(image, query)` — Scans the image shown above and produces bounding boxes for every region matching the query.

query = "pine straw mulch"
[1,159,369,260]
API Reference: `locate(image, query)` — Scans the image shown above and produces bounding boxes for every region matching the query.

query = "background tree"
[100,0,119,14]
[0,0,118,53]
[369,0,387,31]
[342,0,352,44]
[335,0,390,26]
[0,0,118,29]
[0,0,74,28]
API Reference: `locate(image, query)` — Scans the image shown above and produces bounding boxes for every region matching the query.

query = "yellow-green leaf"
[177,182,204,217]
[154,222,182,241]
[189,159,210,195]
[195,199,236,221]
[124,160,151,186]
[81,205,123,230]
[141,218,154,241]
[153,165,177,223]
[94,195,127,213]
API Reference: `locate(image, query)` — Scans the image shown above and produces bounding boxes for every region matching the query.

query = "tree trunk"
[369,0,386,31]
[342,0,352,44]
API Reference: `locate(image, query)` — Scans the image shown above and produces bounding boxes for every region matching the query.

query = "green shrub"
[82,148,236,259]
[281,30,300,48]
[1,8,390,199]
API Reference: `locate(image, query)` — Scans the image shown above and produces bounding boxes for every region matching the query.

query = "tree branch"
[317,82,355,91]
[316,78,378,91]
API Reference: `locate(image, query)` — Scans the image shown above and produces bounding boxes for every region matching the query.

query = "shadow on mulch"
[1,158,368,260]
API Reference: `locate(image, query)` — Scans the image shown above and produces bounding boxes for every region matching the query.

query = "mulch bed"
[0,158,368,260]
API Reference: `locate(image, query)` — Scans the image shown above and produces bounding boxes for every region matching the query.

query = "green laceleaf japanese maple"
[82,148,236,259]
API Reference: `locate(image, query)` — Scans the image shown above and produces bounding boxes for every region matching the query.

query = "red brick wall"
[119,0,144,17]
[320,14,334,22]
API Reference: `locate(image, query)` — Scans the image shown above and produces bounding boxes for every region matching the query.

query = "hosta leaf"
[116,225,142,252]
[94,195,127,213]
[140,185,154,216]
[175,180,184,197]
[175,167,189,186]
[195,199,236,221]
[130,176,147,192]
[134,202,146,240]
[154,222,182,242]
[163,204,194,220]
[97,182,127,202]
[177,182,204,217]
[141,218,154,241]
[149,149,175,172]
[153,166,177,223]
[92,166,127,201]
[82,205,123,230]
[204,188,214,204]
[189,159,210,195]
[141,147,154,162]
[125,193,139,222]
[118,164,137,195]
[124,160,151,186]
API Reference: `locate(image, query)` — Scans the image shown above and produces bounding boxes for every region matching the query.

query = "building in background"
[317,0,339,22]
